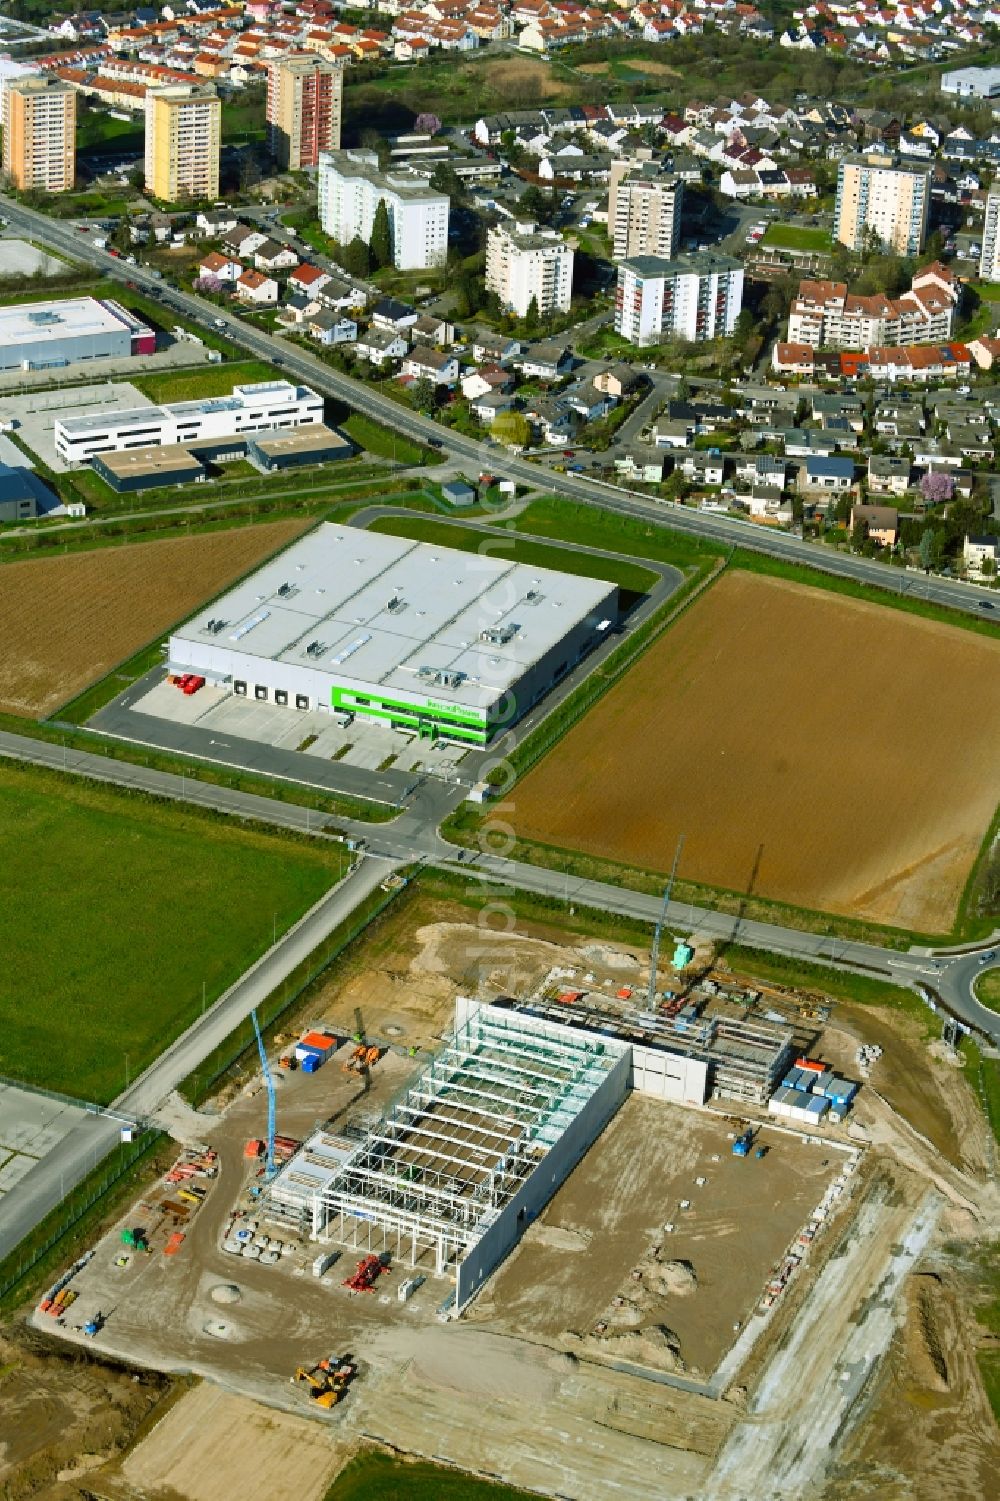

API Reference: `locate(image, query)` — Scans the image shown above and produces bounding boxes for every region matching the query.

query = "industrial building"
[268,1000,631,1314]
[246,423,352,473]
[91,444,207,493]
[507,992,793,1106]
[0,297,154,373]
[167,523,619,744]
[54,381,323,466]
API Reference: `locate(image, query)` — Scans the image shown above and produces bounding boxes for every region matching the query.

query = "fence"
[180,877,407,1106]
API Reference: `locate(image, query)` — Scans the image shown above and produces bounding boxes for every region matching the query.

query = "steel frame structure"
[310,1005,621,1278]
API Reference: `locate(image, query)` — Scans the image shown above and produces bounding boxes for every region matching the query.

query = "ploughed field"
[510,572,1000,933]
[0,519,311,718]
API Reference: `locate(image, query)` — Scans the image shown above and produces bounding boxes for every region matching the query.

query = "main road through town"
[4,194,998,620]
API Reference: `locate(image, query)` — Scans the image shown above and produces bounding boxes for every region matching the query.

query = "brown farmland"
[511,572,1000,932]
[0,520,311,718]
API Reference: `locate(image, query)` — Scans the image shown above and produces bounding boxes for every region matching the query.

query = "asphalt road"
[4,196,998,622]
[2,728,998,1045]
[0,853,398,1264]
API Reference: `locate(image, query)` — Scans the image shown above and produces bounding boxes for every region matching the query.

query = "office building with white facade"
[485,221,574,319]
[55,381,323,465]
[318,149,449,271]
[615,252,743,346]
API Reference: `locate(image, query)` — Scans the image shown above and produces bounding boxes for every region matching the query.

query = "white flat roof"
[0,297,128,346]
[57,380,316,439]
[174,522,617,709]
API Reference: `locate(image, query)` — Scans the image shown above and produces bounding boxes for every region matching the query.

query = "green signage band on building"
[331,685,491,744]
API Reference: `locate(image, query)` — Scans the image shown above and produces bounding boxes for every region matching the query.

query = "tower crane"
[251,1008,277,1181]
[648,834,685,1009]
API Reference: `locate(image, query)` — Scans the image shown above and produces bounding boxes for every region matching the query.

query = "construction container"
[301,1053,322,1074]
[299,1031,336,1054]
[398,1276,423,1303]
[313,1249,340,1277]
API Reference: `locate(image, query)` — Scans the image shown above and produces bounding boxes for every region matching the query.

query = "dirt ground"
[813,1005,993,1178]
[0,1324,170,1501]
[510,572,1000,933]
[479,57,570,99]
[578,58,681,77]
[122,1385,348,1501]
[300,895,637,1056]
[0,519,310,717]
[827,1263,1000,1501]
[469,1097,842,1378]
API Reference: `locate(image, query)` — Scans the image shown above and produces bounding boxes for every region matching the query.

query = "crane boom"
[251,1008,277,1180]
[648,835,684,1009]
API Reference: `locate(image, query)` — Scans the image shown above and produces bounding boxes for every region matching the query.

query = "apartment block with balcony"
[485,221,574,319]
[834,153,931,257]
[2,75,76,194]
[980,186,1000,282]
[787,262,959,350]
[318,149,449,271]
[615,253,743,346]
[609,162,683,260]
[267,52,342,172]
[144,82,221,204]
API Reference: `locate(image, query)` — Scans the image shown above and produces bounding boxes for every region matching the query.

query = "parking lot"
[132,678,470,777]
[1,381,155,472]
[0,1082,90,1199]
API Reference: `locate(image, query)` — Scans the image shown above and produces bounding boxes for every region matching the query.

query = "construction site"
[18,880,999,1501]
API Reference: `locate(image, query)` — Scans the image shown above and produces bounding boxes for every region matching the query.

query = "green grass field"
[326,1451,533,1501]
[970,282,1000,303]
[761,224,833,253]
[367,513,659,595]
[133,360,282,404]
[341,413,435,466]
[511,496,725,572]
[974,968,1000,1008]
[0,765,340,1103]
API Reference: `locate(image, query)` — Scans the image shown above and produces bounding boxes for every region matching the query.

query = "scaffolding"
[308,1004,625,1280]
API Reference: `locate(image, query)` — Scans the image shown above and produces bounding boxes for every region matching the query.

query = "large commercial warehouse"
[54,380,323,465]
[167,524,619,744]
[270,1000,631,1313]
[0,296,154,372]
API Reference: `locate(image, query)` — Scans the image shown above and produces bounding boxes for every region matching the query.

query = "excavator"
[292,1355,354,1408]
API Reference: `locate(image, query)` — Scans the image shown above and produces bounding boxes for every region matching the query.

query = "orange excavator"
[292,1355,354,1408]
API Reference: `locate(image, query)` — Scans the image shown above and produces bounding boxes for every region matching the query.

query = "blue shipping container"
[301,1053,322,1074]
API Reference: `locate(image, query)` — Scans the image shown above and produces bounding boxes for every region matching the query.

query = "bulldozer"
[292,1356,353,1409]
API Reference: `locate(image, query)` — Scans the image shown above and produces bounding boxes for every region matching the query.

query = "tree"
[414,113,441,137]
[851,517,868,552]
[370,200,392,270]
[921,470,954,505]
[410,376,437,412]
[982,556,997,578]
[918,527,937,570]
[524,294,540,334]
[341,236,371,277]
[824,498,837,527]
[491,411,531,449]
